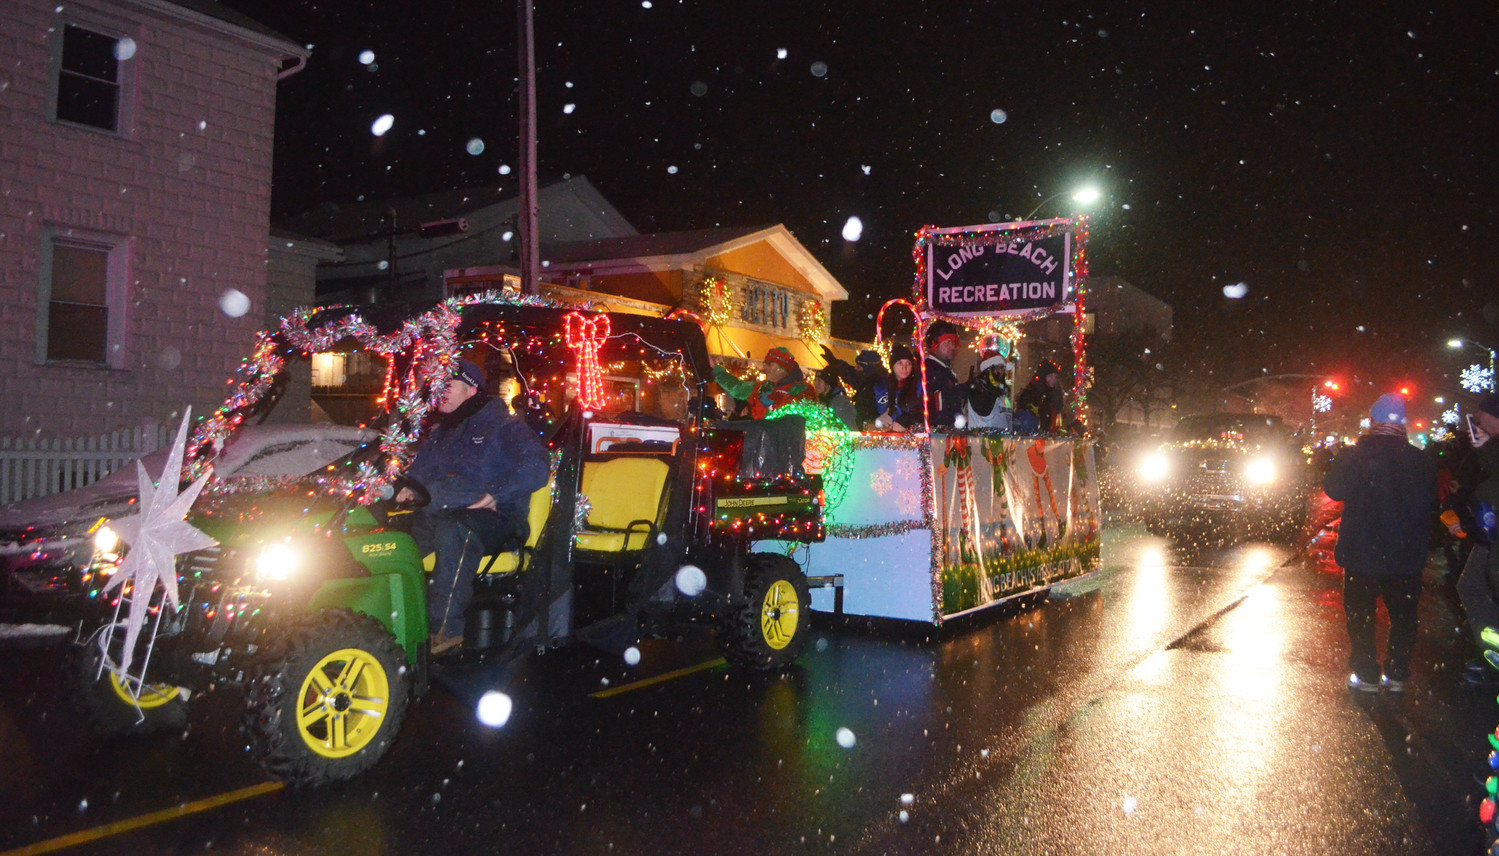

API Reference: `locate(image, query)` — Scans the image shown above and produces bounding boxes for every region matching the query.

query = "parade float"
[787,216,1103,624]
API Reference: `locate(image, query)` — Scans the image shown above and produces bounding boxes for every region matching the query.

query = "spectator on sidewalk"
[1323,393,1438,693]
[1454,393,1499,683]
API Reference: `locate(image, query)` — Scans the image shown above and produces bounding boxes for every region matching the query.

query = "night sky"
[223,0,1499,419]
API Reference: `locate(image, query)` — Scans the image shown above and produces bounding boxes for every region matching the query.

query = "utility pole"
[516,0,540,296]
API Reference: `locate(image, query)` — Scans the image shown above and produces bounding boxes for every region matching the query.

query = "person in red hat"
[713,346,817,419]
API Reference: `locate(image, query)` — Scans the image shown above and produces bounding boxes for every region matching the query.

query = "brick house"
[0,0,306,438]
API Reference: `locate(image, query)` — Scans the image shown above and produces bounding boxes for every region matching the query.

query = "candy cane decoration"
[564,311,611,410]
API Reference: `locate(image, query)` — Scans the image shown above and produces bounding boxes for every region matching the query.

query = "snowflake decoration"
[1431,425,1452,443]
[1461,363,1495,394]
[1312,393,1332,414]
[898,490,920,516]
[870,468,893,496]
[1359,417,1371,430]
[101,410,218,677]
[1442,407,1462,426]
[895,455,919,485]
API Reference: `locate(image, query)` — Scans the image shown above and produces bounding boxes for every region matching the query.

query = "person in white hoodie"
[964,338,1014,431]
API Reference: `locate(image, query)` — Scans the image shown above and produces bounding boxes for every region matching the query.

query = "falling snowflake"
[1312,393,1332,414]
[1460,363,1494,394]
[870,468,893,496]
[1441,407,1462,425]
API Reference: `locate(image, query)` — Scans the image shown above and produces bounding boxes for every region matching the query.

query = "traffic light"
[1398,386,1411,396]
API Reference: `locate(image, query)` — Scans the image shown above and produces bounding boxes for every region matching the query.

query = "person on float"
[873,345,924,432]
[1323,393,1438,694]
[964,336,1015,431]
[811,362,858,428]
[398,358,550,655]
[711,346,817,419]
[1015,359,1068,434]
[922,320,964,429]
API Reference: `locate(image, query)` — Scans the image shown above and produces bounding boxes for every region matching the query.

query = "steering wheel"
[390,473,431,508]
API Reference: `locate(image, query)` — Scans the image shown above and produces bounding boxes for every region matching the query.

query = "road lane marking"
[590,657,726,699]
[0,781,284,856]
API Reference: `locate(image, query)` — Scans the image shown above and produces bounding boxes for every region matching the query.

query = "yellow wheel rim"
[295,647,391,759]
[760,579,800,651]
[107,672,181,709]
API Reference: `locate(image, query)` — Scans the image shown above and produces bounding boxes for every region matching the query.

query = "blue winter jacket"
[406,398,550,513]
[1323,433,1437,577]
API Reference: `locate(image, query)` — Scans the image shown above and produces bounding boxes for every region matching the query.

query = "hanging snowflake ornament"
[1442,407,1462,426]
[1312,393,1332,414]
[101,410,218,676]
[870,468,893,496]
[1460,363,1495,394]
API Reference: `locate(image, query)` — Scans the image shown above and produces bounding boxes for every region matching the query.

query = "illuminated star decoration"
[1461,363,1495,394]
[101,410,218,677]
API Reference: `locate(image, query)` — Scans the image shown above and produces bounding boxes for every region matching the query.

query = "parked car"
[0,424,373,623]
[1131,413,1311,541]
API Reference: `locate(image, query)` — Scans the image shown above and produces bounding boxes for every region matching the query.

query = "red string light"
[564,311,611,409]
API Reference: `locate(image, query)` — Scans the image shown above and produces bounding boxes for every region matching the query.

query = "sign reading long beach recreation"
[924,226,1072,317]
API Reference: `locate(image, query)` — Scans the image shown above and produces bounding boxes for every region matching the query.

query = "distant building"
[281,176,638,306]
[0,0,306,438]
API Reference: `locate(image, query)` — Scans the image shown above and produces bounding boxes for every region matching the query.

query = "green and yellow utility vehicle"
[69,298,823,785]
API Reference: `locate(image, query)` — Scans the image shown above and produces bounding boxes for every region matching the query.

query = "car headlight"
[92,524,120,554]
[256,543,301,582]
[1138,452,1171,482]
[1245,457,1276,484]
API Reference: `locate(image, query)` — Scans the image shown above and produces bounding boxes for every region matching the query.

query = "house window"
[41,232,128,367]
[55,24,127,132]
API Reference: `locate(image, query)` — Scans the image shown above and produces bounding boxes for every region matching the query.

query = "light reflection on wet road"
[0,524,1487,855]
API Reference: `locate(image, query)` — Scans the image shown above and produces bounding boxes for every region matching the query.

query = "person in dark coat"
[1323,393,1438,693]
[1014,359,1067,434]
[922,321,963,429]
[1453,393,1499,682]
[400,358,550,653]
[812,363,858,429]
[873,345,924,431]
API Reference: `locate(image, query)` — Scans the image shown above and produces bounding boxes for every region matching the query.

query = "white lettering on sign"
[936,282,1058,304]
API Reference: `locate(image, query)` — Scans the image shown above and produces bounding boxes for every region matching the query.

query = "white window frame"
[49,18,139,137]
[38,228,131,369]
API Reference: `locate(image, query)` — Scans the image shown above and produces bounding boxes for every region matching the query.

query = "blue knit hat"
[453,358,486,391]
[1370,393,1406,425]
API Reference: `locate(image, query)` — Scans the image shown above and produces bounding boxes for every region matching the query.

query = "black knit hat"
[891,344,916,365]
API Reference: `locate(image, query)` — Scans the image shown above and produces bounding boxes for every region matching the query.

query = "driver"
[398,358,549,655]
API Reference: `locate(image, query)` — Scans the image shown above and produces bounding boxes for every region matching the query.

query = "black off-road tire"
[719,553,811,670]
[244,609,410,786]
[67,640,189,735]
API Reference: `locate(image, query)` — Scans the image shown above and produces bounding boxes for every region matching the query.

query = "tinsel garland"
[825,519,927,539]
[188,290,572,504]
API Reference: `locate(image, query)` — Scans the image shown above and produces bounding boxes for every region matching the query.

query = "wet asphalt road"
[0,520,1493,855]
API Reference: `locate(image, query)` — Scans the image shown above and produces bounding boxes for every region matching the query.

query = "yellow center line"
[0,781,285,856]
[590,657,726,699]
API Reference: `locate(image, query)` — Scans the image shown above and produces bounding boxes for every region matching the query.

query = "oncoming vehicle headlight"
[256,543,301,582]
[92,524,120,554]
[1138,453,1171,482]
[1245,457,1277,484]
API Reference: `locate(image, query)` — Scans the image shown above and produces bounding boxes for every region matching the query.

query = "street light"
[1447,337,1497,392]
[1022,185,1101,220]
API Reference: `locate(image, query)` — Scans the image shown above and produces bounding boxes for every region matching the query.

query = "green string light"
[766,400,854,512]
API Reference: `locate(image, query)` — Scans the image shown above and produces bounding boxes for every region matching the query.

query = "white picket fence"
[0,421,172,506]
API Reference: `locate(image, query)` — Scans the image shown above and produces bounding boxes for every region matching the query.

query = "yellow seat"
[421,481,553,576]
[573,457,671,553]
